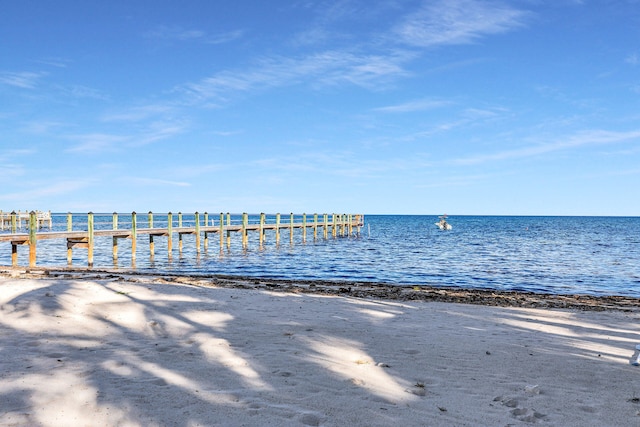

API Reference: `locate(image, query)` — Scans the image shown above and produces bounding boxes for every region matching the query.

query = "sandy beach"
[1,270,640,426]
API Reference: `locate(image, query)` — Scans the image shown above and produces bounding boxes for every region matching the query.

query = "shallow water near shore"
[2,214,639,297]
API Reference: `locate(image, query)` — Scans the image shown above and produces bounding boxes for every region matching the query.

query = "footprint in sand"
[300,412,325,426]
[494,395,547,423]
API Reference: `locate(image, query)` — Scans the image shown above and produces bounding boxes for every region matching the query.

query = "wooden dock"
[0,211,364,268]
[0,210,52,230]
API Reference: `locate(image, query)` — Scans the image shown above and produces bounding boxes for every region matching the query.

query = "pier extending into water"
[0,210,52,230]
[0,211,364,268]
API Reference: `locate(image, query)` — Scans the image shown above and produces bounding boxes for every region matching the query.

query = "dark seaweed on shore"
[3,267,640,313]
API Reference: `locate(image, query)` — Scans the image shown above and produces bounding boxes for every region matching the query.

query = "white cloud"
[452,129,640,165]
[133,122,186,146]
[0,163,26,178]
[0,179,92,202]
[145,26,244,45]
[127,177,190,187]
[394,0,528,48]
[374,98,452,113]
[65,134,128,154]
[0,71,47,89]
[55,84,110,101]
[102,104,175,122]
[180,49,412,103]
[34,57,71,68]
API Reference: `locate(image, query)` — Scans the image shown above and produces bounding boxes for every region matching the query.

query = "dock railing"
[0,211,364,268]
[0,210,52,230]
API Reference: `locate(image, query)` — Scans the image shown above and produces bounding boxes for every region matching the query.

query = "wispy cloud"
[34,57,71,68]
[625,52,639,65]
[65,134,128,154]
[180,50,412,102]
[0,179,92,202]
[22,121,67,134]
[374,98,452,113]
[290,0,383,47]
[452,129,640,165]
[102,104,175,122]
[0,163,26,178]
[248,150,432,179]
[55,84,110,101]
[127,177,190,187]
[145,26,244,45]
[0,71,47,89]
[132,121,186,146]
[0,148,36,160]
[394,0,529,48]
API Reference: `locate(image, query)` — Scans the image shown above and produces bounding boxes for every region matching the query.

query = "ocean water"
[1,214,639,297]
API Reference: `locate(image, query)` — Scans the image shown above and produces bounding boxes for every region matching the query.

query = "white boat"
[435,215,452,230]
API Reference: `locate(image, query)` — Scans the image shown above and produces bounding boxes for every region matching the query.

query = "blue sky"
[1,1,639,215]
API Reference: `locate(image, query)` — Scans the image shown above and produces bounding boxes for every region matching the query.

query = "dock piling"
[87,212,94,267]
[149,211,155,258]
[242,213,248,248]
[167,212,173,256]
[112,212,119,262]
[131,211,137,261]
[195,212,201,254]
[29,211,37,267]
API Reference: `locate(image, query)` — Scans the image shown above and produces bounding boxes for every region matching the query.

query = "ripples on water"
[1,214,639,297]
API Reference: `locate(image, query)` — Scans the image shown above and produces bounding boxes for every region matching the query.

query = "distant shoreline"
[3,267,639,312]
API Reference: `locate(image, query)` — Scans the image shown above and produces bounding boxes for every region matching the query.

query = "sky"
[1,0,639,216]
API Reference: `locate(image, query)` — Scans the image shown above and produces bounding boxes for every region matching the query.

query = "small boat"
[435,214,452,230]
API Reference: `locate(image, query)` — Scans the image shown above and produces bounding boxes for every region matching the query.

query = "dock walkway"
[0,211,364,268]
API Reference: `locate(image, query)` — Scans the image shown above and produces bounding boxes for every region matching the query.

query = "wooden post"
[348,214,353,236]
[313,213,318,240]
[178,212,183,253]
[11,211,17,234]
[343,214,348,236]
[131,211,137,261]
[333,213,337,237]
[241,213,248,248]
[323,213,328,239]
[275,213,281,245]
[195,211,201,253]
[259,213,265,246]
[203,212,209,251]
[226,213,231,247]
[67,212,73,264]
[302,213,307,242]
[219,212,224,249]
[28,211,37,267]
[167,212,173,256]
[112,212,118,261]
[87,212,94,267]
[290,213,294,244]
[148,211,155,257]
[11,243,17,267]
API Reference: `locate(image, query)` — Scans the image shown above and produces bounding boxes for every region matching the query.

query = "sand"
[1,271,640,426]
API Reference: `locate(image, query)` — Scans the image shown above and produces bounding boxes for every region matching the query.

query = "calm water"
[2,214,639,297]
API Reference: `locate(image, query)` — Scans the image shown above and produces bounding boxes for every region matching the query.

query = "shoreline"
[2,266,639,312]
